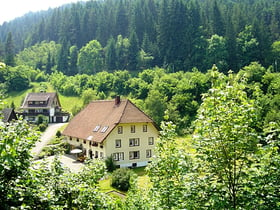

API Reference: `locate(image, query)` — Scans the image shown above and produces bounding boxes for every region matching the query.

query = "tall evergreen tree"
[46,52,52,74]
[211,0,225,36]
[4,32,15,66]
[57,39,69,74]
[115,0,128,37]
[128,31,140,71]
[157,0,171,65]
[105,37,117,71]
[69,45,78,76]
[0,41,4,61]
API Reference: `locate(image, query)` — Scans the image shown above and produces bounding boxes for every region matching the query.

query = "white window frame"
[143,125,147,132]
[129,151,140,160]
[148,137,154,145]
[115,139,121,148]
[131,125,135,133]
[118,126,123,134]
[146,149,152,158]
[129,138,140,147]
[113,152,124,161]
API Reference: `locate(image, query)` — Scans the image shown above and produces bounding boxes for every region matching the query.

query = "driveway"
[31,123,67,158]
[44,154,85,173]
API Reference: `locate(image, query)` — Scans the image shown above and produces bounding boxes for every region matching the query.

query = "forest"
[0,0,280,209]
[0,0,280,73]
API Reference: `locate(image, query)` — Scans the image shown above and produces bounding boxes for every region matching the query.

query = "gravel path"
[31,123,66,158]
[44,154,85,173]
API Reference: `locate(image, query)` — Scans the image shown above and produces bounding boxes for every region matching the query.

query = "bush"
[56,130,62,138]
[38,122,48,132]
[105,155,117,172]
[111,168,136,191]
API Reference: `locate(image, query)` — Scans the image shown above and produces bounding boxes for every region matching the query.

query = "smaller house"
[1,108,18,123]
[63,96,159,168]
[20,92,69,123]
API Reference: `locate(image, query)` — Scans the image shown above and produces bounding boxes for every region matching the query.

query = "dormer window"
[101,126,109,133]
[93,125,100,132]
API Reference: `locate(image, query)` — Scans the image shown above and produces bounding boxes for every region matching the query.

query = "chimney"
[115,95,121,105]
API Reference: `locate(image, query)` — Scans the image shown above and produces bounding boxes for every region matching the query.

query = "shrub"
[56,130,62,138]
[105,155,117,172]
[111,168,136,191]
[38,122,48,132]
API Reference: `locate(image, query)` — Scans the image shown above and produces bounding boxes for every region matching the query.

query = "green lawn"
[98,166,150,195]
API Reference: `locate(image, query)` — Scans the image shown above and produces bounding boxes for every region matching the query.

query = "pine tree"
[4,32,15,66]
[57,39,69,74]
[105,37,117,71]
[128,31,139,71]
[46,52,52,74]
[69,45,78,76]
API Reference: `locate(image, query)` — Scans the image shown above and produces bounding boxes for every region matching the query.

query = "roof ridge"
[118,99,129,123]
[127,99,155,122]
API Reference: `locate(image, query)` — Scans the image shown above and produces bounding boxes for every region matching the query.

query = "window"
[118,126,123,134]
[113,152,124,161]
[77,138,79,142]
[129,151,140,160]
[69,137,72,141]
[131,125,135,133]
[143,125,147,132]
[83,140,86,144]
[146,149,152,158]
[148,137,154,145]
[101,126,109,133]
[115,139,121,148]
[100,152,104,158]
[129,138,140,147]
[93,125,100,132]
[95,151,98,158]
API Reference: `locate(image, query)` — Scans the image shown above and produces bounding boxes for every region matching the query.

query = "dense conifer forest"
[1,0,280,73]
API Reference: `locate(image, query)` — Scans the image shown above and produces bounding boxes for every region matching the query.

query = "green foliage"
[16,41,59,71]
[0,119,39,208]
[236,25,260,69]
[4,32,15,67]
[1,0,280,72]
[105,155,117,173]
[111,168,136,192]
[193,67,262,208]
[206,34,228,72]
[147,120,193,209]
[78,40,104,74]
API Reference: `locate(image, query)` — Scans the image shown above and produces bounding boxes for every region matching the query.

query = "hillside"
[0,0,280,73]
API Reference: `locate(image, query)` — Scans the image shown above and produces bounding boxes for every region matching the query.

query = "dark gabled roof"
[1,108,17,123]
[62,99,156,143]
[21,92,60,109]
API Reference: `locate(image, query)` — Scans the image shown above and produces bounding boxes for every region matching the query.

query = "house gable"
[63,99,154,143]
[21,92,60,109]
[1,108,18,123]
[63,97,159,167]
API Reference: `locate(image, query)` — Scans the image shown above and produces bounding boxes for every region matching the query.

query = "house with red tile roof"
[21,92,69,123]
[63,96,159,168]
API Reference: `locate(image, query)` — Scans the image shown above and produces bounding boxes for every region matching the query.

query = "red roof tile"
[63,99,155,143]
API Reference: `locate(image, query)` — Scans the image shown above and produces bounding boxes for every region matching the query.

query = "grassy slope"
[4,82,83,114]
